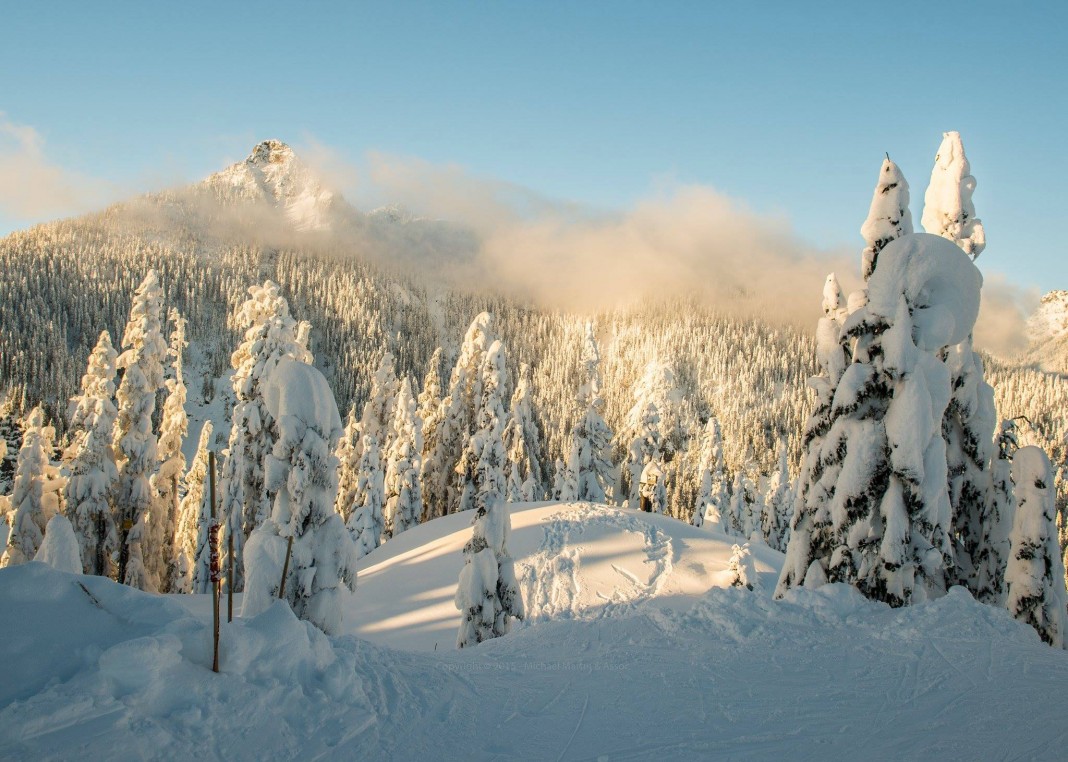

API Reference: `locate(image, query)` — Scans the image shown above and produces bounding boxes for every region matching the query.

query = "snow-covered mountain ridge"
[201,139,345,232]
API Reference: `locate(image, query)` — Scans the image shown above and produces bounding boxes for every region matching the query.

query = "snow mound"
[346,501,785,651]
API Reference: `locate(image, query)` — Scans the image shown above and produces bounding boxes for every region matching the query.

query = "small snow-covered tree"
[921,131,986,259]
[63,331,119,576]
[384,378,423,538]
[1,408,64,567]
[33,514,82,574]
[242,359,358,635]
[174,421,213,594]
[861,155,913,281]
[113,270,167,589]
[503,363,544,501]
[727,543,758,591]
[639,459,667,514]
[148,310,188,592]
[1006,446,1067,648]
[220,280,312,592]
[345,434,385,557]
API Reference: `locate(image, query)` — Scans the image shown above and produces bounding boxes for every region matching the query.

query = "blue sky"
[1,1,1065,293]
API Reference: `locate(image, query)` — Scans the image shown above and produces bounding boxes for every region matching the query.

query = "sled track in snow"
[516,503,674,623]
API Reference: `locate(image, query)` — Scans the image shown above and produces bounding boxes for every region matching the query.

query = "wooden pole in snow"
[278,535,294,599]
[227,530,234,623]
[209,451,220,674]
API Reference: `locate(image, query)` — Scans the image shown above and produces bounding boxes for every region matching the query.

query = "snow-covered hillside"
[3,502,1067,760]
[1025,290,1068,373]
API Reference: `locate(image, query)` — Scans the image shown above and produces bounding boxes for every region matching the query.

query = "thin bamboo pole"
[209,451,219,674]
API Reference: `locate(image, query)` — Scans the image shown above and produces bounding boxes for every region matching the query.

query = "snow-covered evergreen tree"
[417,347,445,520]
[345,434,385,557]
[779,234,982,606]
[692,418,729,530]
[427,313,496,518]
[921,131,986,259]
[503,363,544,501]
[334,405,361,522]
[454,345,524,646]
[457,340,509,516]
[619,402,662,510]
[861,156,913,281]
[727,543,758,591]
[113,270,167,589]
[220,280,312,592]
[762,440,793,550]
[148,310,188,592]
[34,514,82,574]
[776,275,851,596]
[978,419,1018,604]
[1006,446,1067,648]
[384,378,423,538]
[639,458,667,514]
[1,407,63,568]
[362,352,400,450]
[561,323,614,504]
[242,359,358,635]
[175,421,212,594]
[62,331,119,576]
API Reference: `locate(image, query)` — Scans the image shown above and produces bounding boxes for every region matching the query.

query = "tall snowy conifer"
[762,440,793,550]
[692,418,729,531]
[334,405,361,522]
[979,420,1018,604]
[220,280,312,592]
[430,313,495,517]
[503,363,544,501]
[113,270,167,589]
[345,434,385,557]
[149,310,188,592]
[619,402,662,510]
[1006,447,1067,648]
[1,408,63,567]
[417,347,445,520]
[63,331,119,576]
[384,378,423,537]
[457,340,509,515]
[920,132,996,595]
[362,352,400,451]
[242,359,358,635]
[562,323,614,504]
[175,421,212,594]
[779,234,982,606]
[776,274,851,595]
[455,340,524,647]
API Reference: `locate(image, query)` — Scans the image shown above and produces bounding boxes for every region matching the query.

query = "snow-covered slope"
[1025,290,1068,373]
[347,501,780,651]
[202,139,343,232]
[4,502,1068,760]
